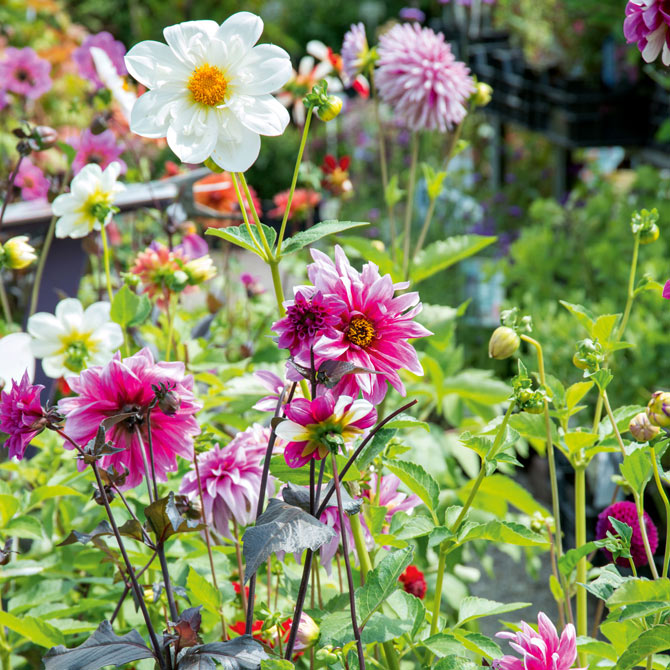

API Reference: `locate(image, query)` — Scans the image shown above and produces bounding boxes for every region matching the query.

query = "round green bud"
[317,95,343,122]
[639,223,660,245]
[472,81,493,107]
[629,411,660,442]
[488,326,520,360]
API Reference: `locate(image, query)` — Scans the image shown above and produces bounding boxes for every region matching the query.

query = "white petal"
[130,88,179,138]
[55,214,89,239]
[42,355,67,379]
[344,399,375,424]
[306,40,329,60]
[55,298,84,331]
[298,56,315,77]
[100,161,122,189]
[275,420,310,442]
[51,192,75,216]
[236,93,289,136]
[642,25,666,63]
[124,40,189,88]
[215,12,263,53]
[83,301,112,330]
[163,20,219,64]
[313,61,333,79]
[0,333,35,388]
[238,44,292,95]
[28,312,65,341]
[210,115,261,172]
[167,105,218,163]
[93,322,124,352]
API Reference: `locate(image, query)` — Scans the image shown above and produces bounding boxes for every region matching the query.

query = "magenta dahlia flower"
[74,31,127,89]
[72,129,126,175]
[663,279,670,299]
[595,500,659,567]
[305,245,431,404]
[272,290,344,362]
[274,390,376,468]
[180,424,276,537]
[375,23,475,132]
[0,47,52,100]
[15,160,49,201]
[0,372,46,461]
[495,613,583,670]
[58,348,201,489]
[624,1,670,65]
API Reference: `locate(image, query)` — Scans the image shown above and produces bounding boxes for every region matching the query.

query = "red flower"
[321,155,353,197]
[268,188,321,221]
[399,565,426,599]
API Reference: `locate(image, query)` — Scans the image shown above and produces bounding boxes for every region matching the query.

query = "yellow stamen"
[347,315,375,348]
[188,63,228,107]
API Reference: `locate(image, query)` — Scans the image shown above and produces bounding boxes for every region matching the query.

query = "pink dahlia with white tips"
[0,372,46,461]
[274,390,376,468]
[58,348,201,489]
[306,245,432,404]
[624,1,670,65]
[495,613,584,670]
[375,23,475,132]
[180,424,276,537]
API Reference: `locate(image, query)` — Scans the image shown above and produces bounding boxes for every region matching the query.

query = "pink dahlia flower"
[0,47,52,100]
[495,613,584,670]
[364,473,421,526]
[272,290,345,362]
[375,23,475,132]
[341,23,369,86]
[15,160,49,201]
[74,31,127,89]
[0,372,46,461]
[663,279,670,299]
[72,129,126,175]
[180,424,276,537]
[58,348,201,489]
[274,390,376,468]
[595,500,658,567]
[305,245,432,404]
[624,1,670,65]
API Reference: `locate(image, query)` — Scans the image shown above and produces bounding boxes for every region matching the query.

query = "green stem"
[650,446,670,578]
[164,292,177,362]
[412,197,437,263]
[575,465,587,665]
[237,172,273,261]
[628,556,638,577]
[0,276,12,324]
[100,225,114,303]
[401,133,419,280]
[430,548,448,636]
[230,172,264,258]
[617,231,640,341]
[276,106,313,255]
[0,589,11,670]
[602,391,627,459]
[634,491,660,579]
[269,261,285,317]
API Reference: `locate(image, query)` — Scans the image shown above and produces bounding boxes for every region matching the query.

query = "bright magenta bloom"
[375,23,474,132]
[15,160,49,201]
[624,1,670,65]
[495,613,584,670]
[72,129,126,175]
[307,245,431,404]
[58,348,201,489]
[180,424,275,537]
[274,390,376,468]
[0,372,46,461]
[74,31,127,89]
[0,47,52,99]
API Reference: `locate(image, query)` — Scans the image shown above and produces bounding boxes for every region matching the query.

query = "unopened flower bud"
[640,223,660,245]
[315,646,338,663]
[472,81,493,107]
[647,391,670,428]
[31,126,58,150]
[294,613,319,651]
[488,326,520,359]
[93,484,115,506]
[158,389,181,416]
[317,95,343,122]
[90,115,109,135]
[1,236,37,269]
[184,255,216,284]
[629,412,660,442]
[573,338,605,372]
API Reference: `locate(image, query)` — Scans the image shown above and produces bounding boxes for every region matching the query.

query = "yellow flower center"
[188,64,228,107]
[347,315,375,348]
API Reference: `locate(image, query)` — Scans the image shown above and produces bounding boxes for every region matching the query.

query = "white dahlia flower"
[124,13,292,171]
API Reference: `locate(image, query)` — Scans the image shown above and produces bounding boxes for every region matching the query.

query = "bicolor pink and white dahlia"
[58,348,201,489]
[624,0,670,65]
[275,390,376,468]
[341,23,370,86]
[495,613,584,670]
[0,372,46,461]
[375,23,475,132]
[180,424,275,536]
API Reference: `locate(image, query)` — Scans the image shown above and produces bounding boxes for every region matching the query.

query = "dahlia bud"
[472,81,493,107]
[159,390,181,416]
[315,647,338,664]
[488,326,520,359]
[640,223,660,245]
[90,115,109,135]
[629,411,660,442]
[317,95,343,122]
[573,338,605,372]
[647,391,670,428]
[184,255,216,284]
[630,208,660,244]
[294,613,319,651]
[31,125,58,150]
[93,484,115,506]
[1,236,37,270]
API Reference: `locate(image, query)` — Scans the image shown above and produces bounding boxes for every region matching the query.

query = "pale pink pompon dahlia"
[375,23,475,132]
[495,613,585,670]
[180,424,276,537]
[58,348,201,489]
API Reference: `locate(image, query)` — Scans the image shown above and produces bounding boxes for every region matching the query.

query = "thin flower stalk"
[231,518,248,615]
[100,225,114,303]
[0,279,12,324]
[650,448,670,578]
[401,133,419,280]
[574,464,587,659]
[617,229,641,341]
[229,172,264,257]
[237,172,273,260]
[0,156,24,230]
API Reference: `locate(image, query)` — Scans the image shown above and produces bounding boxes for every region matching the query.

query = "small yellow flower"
[184,255,216,284]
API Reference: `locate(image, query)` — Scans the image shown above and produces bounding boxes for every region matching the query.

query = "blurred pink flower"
[0,47,52,99]
[662,279,670,299]
[240,272,266,298]
[74,31,127,89]
[624,0,670,65]
[58,348,201,489]
[72,129,126,174]
[364,473,421,525]
[15,160,49,201]
[318,504,373,574]
[0,372,46,461]
[275,390,376,468]
[341,23,369,86]
[180,424,275,537]
[495,613,584,670]
[375,23,474,131]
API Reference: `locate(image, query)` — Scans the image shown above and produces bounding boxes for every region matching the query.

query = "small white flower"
[124,13,292,172]
[1,236,37,269]
[27,298,124,378]
[52,162,125,239]
[91,47,137,122]
[0,333,35,390]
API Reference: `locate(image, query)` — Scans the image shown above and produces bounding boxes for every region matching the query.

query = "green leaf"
[558,542,599,576]
[620,448,653,496]
[423,632,466,657]
[28,486,83,508]
[508,413,560,450]
[187,567,222,615]
[577,637,618,662]
[206,223,276,257]
[434,657,480,670]
[441,370,511,404]
[57,141,76,167]
[269,454,360,485]
[261,660,294,670]
[383,414,430,431]
[5,515,43,540]
[386,589,425,639]
[559,301,596,333]
[592,314,621,350]
[584,565,627,601]
[319,610,411,647]
[549,575,565,603]
[565,382,594,411]
[385,174,405,209]
[457,520,548,548]
[453,630,503,660]
[110,285,148,328]
[456,597,530,627]
[280,220,369,255]
[357,428,396,471]
[589,369,613,393]
[385,460,439,512]
[607,577,670,610]
[410,235,496,284]
[339,236,394,276]
[388,513,434,540]
[564,432,599,454]
[0,611,65,648]
[0,494,19,527]
[356,547,413,624]
[613,626,670,670]
[459,474,550,517]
